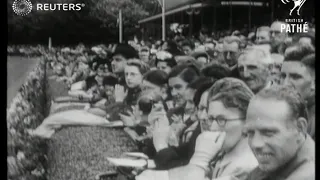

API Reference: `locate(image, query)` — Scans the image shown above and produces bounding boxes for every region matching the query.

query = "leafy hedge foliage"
[7,57,50,180]
[45,73,138,180]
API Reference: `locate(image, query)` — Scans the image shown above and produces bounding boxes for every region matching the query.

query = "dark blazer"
[230,65,240,79]
[153,123,201,170]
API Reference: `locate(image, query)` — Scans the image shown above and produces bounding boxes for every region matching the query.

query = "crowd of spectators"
[8,20,315,180]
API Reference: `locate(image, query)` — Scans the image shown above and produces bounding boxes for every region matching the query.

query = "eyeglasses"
[203,116,245,127]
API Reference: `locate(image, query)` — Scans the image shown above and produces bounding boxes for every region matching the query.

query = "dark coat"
[153,123,201,170]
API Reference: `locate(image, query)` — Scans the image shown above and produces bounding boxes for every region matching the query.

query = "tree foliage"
[8,0,157,45]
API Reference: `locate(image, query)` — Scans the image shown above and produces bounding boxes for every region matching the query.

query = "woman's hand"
[152,114,171,152]
[171,114,183,124]
[114,85,128,102]
[170,121,186,138]
[119,110,137,127]
[152,125,170,152]
[189,132,226,170]
[147,104,168,127]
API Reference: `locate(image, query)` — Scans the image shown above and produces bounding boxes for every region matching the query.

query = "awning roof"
[139,0,269,24]
[157,0,200,11]
[138,2,211,24]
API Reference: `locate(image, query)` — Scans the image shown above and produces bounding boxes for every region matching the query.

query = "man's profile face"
[270,22,287,47]
[238,53,270,93]
[245,98,301,172]
[280,61,314,100]
[256,30,271,44]
[111,54,126,74]
[223,41,240,67]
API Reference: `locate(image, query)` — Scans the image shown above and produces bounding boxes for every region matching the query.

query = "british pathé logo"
[281,0,308,33]
[281,0,306,16]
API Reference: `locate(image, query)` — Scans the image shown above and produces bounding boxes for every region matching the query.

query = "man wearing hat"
[111,43,139,84]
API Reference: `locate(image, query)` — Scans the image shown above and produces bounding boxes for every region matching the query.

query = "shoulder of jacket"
[287,160,315,180]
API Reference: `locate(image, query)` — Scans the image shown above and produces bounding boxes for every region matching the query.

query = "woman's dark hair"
[143,70,168,87]
[187,76,215,90]
[92,58,111,72]
[193,79,216,107]
[103,75,118,86]
[163,40,184,56]
[168,64,201,83]
[85,76,98,90]
[112,43,139,59]
[181,40,195,50]
[88,57,111,72]
[155,58,177,68]
[201,62,231,79]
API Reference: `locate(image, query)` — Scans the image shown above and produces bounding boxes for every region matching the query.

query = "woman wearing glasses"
[136,78,258,180]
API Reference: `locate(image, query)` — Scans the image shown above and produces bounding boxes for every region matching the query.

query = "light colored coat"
[207,138,258,180]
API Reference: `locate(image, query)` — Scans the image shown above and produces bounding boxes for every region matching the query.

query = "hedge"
[8,56,138,180]
[45,75,138,180]
[7,57,50,180]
